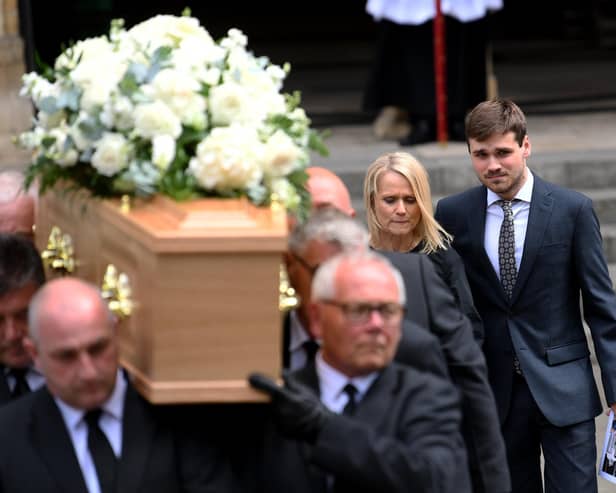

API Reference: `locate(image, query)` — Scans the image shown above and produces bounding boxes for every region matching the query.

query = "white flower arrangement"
[17,11,327,217]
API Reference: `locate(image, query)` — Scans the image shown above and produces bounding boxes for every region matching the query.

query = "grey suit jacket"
[257,361,471,493]
[435,173,616,426]
[0,380,230,493]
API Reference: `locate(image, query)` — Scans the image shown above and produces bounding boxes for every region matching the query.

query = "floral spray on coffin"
[18,12,328,403]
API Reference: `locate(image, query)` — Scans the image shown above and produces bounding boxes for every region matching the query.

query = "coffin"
[36,188,286,403]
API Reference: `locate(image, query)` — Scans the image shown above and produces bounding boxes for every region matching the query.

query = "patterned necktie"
[342,383,358,416]
[9,368,30,399]
[497,200,517,299]
[84,409,117,493]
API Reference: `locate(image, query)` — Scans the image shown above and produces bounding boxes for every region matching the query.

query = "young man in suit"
[251,251,471,493]
[0,233,46,405]
[435,98,616,493]
[0,277,230,493]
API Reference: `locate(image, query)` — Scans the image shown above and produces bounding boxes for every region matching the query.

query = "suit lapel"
[352,366,396,430]
[116,383,156,492]
[30,388,88,493]
[511,176,553,303]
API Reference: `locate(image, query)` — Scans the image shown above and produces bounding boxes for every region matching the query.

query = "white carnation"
[133,101,182,139]
[91,132,131,176]
[188,125,264,192]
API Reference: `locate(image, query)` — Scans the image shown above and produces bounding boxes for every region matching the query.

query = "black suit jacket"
[0,381,230,493]
[379,250,510,493]
[0,370,9,405]
[435,174,616,426]
[258,362,471,493]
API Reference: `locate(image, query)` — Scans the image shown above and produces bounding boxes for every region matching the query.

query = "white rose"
[150,69,206,127]
[127,15,214,55]
[151,134,176,170]
[209,82,252,126]
[91,132,131,176]
[188,124,264,192]
[262,130,305,177]
[134,101,182,139]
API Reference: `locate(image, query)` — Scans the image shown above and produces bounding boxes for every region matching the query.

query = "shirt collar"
[55,369,127,429]
[315,352,378,403]
[487,169,534,207]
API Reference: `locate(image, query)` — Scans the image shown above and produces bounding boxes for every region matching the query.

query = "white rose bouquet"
[17,11,328,218]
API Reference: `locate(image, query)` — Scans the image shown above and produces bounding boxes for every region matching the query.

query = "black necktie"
[302,339,320,363]
[9,368,30,399]
[497,199,517,299]
[342,383,358,416]
[84,409,117,493]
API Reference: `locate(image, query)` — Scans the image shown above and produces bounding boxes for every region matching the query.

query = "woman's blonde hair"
[363,151,452,253]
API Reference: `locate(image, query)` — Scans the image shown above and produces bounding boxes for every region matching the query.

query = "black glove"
[248,372,330,443]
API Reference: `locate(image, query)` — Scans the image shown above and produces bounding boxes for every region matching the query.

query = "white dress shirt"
[315,353,378,414]
[366,0,503,25]
[484,171,534,279]
[3,366,45,393]
[55,370,127,493]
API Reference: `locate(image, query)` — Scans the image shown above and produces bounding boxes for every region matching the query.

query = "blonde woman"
[364,151,483,341]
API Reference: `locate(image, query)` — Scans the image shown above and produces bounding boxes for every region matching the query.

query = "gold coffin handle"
[101,264,134,319]
[279,263,300,312]
[41,226,77,274]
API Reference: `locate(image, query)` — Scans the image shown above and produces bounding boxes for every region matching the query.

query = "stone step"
[333,150,616,200]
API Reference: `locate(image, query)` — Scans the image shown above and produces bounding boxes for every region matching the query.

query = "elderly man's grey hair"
[311,250,406,304]
[288,207,369,255]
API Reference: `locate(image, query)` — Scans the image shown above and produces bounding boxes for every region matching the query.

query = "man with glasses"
[0,171,36,242]
[251,250,471,493]
[283,208,369,370]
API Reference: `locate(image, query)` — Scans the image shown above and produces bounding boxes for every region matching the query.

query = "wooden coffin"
[36,189,286,403]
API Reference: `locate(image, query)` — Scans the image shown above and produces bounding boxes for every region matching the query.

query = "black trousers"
[502,373,598,493]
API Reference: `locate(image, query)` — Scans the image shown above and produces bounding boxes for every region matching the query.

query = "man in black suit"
[0,277,229,493]
[251,251,471,493]
[0,233,46,405]
[435,99,616,493]
[296,169,508,493]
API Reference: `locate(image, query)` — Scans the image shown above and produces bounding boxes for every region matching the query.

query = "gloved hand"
[249,372,331,443]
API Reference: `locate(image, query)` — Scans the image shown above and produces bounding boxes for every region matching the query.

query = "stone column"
[0,0,33,171]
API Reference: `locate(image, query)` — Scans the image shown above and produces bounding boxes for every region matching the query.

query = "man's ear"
[522,135,532,159]
[308,302,323,339]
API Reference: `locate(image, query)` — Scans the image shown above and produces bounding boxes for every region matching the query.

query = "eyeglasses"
[321,300,404,325]
[292,252,320,276]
